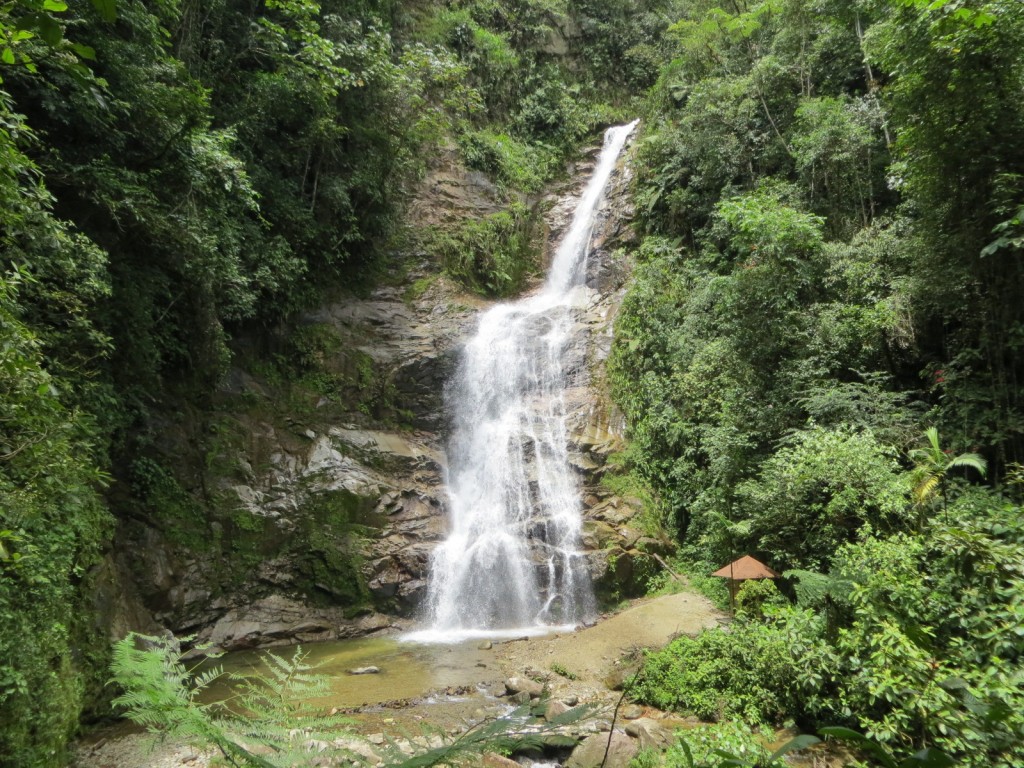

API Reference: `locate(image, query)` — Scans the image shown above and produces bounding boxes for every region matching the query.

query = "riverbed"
[72,589,725,767]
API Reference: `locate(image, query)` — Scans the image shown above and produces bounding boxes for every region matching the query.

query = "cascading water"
[413,121,639,642]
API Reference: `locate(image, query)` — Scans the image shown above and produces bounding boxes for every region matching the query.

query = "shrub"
[632,607,826,724]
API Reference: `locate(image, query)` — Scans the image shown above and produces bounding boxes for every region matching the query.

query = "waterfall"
[412,121,639,642]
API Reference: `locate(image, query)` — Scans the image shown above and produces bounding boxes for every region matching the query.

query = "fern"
[782,569,852,609]
[111,633,352,767]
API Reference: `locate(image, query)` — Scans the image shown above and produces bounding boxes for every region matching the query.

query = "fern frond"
[782,569,853,608]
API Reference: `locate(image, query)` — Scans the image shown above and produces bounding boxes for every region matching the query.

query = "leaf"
[947,452,987,476]
[711,748,754,767]
[35,16,63,46]
[819,727,898,768]
[900,747,956,767]
[42,0,68,11]
[770,734,821,759]
[89,0,117,22]
[937,676,969,692]
[70,43,96,61]
[1,48,15,65]
[818,726,866,741]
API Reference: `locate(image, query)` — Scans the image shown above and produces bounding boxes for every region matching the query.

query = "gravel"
[71,733,212,768]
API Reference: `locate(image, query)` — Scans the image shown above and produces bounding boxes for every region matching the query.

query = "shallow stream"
[196,632,524,733]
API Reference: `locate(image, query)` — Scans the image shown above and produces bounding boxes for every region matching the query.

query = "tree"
[908,427,987,521]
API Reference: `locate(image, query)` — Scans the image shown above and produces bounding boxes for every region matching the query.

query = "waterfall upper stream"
[411,121,639,642]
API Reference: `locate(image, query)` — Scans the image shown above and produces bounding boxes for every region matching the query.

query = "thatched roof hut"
[711,555,780,581]
[712,555,780,605]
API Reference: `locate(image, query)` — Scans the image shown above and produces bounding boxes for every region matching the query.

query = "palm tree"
[908,427,987,523]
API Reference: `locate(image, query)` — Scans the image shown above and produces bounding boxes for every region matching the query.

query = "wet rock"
[349,666,381,675]
[565,732,638,768]
[478,640,493,650]
[193,595,392,653]
[509,691,532,705]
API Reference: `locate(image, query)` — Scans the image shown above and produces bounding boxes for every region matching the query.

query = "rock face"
[107,130,663,649]
[111,274,481,651]
[544,147,673,602]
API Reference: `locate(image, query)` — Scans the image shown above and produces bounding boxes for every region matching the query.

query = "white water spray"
[412,121,639,643]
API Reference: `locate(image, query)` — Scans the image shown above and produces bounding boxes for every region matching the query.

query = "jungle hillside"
[1,0,1023,766]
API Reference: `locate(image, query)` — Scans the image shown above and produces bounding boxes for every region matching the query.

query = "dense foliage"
[610,0,1024,765]
[0,0,659,763]
[3,0,1024,763]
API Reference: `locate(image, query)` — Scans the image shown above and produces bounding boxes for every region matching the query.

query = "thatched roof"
[711,555,779,580]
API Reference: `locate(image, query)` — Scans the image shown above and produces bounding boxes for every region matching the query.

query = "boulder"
[620,704,644,720]
[504,676,544,698]
[580,520,620,550]
[565,732,638,768]
[544,699,570,721]
[624,718,676,751]
[482,754,521,768]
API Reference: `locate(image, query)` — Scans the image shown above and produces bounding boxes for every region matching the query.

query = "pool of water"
[194,632,512,731]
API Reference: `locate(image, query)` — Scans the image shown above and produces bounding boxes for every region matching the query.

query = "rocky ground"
[72,588,727,768]
[490,589,726,704]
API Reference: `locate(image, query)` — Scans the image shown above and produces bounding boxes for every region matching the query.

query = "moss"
[129,456,211,552]
[203,415,251,480]
[599,453,673,539]
[423,203,539,296]
[291,489,378,608]
[403,273,439,304]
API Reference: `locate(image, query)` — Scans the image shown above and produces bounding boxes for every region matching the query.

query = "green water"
[198,635,501,714]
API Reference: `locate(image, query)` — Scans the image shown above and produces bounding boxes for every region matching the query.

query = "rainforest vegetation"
[610,0,1024,766]
[0,0,1022,765]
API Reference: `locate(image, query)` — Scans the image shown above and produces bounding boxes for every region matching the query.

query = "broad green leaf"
[901,747,955,768]
[70,43,96,61]
[771,734,821,759]
[89,0,117,22]
[818,726,867,740]
[35,16,63,46]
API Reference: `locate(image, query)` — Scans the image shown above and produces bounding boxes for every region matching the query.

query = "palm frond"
[947,452,987,477]
[912,474,940,505]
